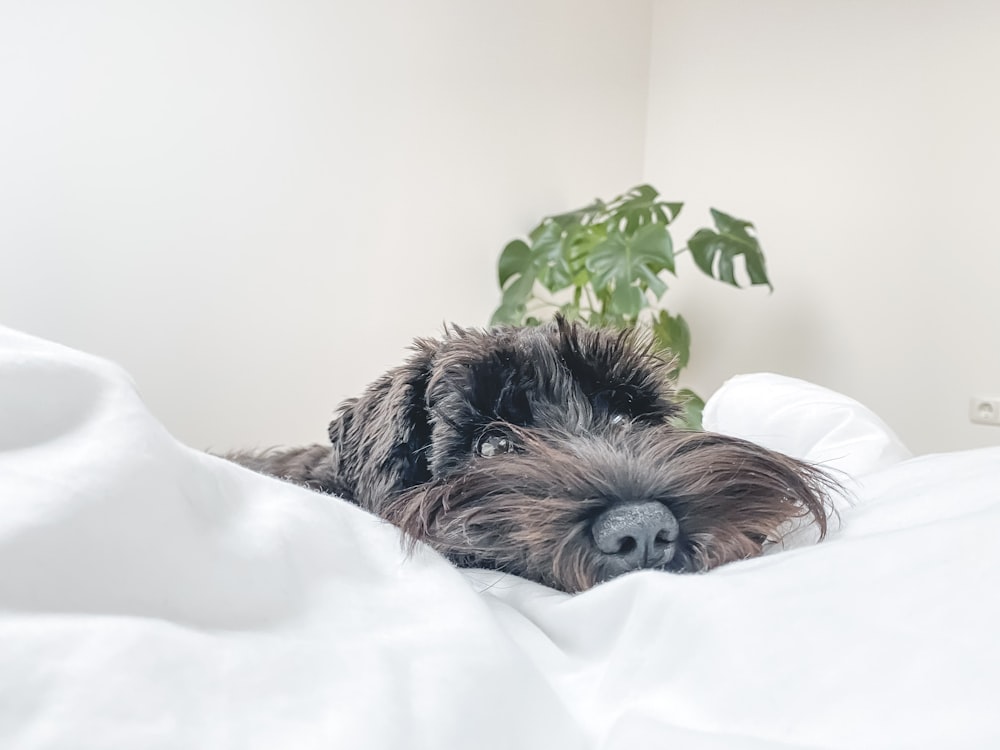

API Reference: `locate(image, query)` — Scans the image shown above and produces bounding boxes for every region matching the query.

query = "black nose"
[592,502,679,571]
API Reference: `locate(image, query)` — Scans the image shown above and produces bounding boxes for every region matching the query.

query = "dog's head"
[327,318,832,592]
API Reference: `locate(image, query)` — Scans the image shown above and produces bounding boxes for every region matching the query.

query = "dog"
[230,317,833,592]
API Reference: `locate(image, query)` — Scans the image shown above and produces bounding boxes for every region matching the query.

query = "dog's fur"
[230,318,833,592]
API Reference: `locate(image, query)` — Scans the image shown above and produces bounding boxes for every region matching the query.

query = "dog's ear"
[327,338,437,512]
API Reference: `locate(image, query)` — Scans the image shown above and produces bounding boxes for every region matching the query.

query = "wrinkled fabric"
[1,328,998,749]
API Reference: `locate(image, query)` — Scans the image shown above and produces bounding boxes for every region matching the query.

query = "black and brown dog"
[231,318,833,592]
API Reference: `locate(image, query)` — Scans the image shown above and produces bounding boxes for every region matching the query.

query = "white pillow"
[702,373,911,478]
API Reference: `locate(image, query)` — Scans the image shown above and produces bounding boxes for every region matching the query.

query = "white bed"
[1,326,998,749]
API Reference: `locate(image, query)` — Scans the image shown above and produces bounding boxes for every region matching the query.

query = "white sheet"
[1,327,998,749]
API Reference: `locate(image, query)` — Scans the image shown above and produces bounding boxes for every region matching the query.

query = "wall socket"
[970,397,1000,426]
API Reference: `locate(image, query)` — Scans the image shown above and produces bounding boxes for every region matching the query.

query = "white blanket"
[1,327,998,749]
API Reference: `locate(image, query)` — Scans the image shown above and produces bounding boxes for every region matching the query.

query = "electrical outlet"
[970,397,1000,426]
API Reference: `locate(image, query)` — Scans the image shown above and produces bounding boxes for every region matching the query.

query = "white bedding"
[1,326,998,749]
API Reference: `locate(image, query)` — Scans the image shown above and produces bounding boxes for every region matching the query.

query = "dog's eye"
[477,432,513,458]
[609,412,629,428]
[595,389,636,426]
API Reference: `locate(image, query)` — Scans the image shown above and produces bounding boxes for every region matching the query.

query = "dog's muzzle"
[592,501,680,574]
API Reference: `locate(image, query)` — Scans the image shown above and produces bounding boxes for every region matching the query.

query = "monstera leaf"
[651,310,691,376]
[608,184,684,234]
[672,388,706,431]
[492,239,534,325]
[585,223,675,320]
[687,209,771,289]
[493,221,583,325]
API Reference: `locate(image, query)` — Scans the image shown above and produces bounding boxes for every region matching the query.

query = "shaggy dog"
[230,318,833,592]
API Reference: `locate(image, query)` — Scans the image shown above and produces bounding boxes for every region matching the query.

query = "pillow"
[702,373,911,478]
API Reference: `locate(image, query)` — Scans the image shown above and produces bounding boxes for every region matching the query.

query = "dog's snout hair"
[229,317,836,593]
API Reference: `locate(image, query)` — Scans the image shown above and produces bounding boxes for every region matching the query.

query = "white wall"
[645,0,1000,453]
[5,0,995,456]
[0,0,653,451]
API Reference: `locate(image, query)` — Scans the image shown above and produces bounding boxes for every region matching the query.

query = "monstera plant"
[490,184,771,428]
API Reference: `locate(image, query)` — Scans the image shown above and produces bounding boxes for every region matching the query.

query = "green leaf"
[558,301,581,321]
[585,224,673,320]
[548,199,605,229]
[529,220,562,259]
[528,220,550,244]
[586,233,627,293]
[490,303,524,326]
[659,202,684,222]
[498,239,531,288]
[687,210,772,290]
[609,184,659,212]
[529,221,574,292]
[567,226,606,269]
[637,266,667,299]
[612,282,644,320]
[715,210,769,286]
[687,228,720,276]
[570,267,590,287]
[631,222,675,274]
[671,388,705,430]
[608,187,685,233]
[651,310,691,373]
[609,186,659,233]
[499,269,535,309]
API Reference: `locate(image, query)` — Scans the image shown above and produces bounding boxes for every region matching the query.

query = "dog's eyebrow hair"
[428,405,463,432]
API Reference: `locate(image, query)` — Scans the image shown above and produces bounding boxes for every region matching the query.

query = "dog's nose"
[592,502,679,570]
